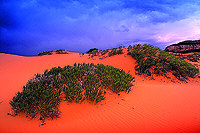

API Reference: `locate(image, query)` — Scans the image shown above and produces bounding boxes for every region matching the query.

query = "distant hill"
[165,40,200,53]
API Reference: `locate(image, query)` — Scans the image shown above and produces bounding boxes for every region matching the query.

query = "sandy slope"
[0,50,200,133]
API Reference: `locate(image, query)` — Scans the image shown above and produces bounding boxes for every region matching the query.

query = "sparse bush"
[86,47,123,57]
[186,54,199,62]
[101,49,108,55]
[38,49,68,56]
[86,48,98,54]
[108,48,123,57]
[55,49,68,54]
[38,51,53,56]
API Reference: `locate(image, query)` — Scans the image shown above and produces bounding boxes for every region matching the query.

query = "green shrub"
[55,49,68,54]
[86,47,123,57]
[10,75,62,123]
[108,48,123,57]
[186,54,199,62]
[128,44,199,79]
[10,63,134,123]
[38,49,68,56]
[86,48,98,54]
[38,51,53,56]
[101,49,108,55]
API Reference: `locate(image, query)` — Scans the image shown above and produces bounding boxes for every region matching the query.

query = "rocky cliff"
[165,40,200,53]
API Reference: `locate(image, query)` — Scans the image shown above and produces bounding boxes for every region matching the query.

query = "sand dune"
[0,50,200,133]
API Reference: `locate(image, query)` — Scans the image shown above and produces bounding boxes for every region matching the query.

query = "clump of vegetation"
[101,49,109,55]
[186,54,199,62]
[87,46,124,58]
[55,49,68,54]
[108,47,123,57]
[38,51,53,56]
[86,48,98,54]
[38,49,68,56]
[172,53,200,62]
[9,63,134,124]
[128,44,199,80]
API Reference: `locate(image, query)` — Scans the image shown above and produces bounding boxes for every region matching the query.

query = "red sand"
[0,51,200,133]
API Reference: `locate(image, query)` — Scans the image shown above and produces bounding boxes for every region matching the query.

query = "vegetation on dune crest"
[9,63,134,124]
[38,50,53,56]
[38,49,68,56]
[128,44,199,80]
[86,46,124,58]
[108,47,123,57]
[55,49,68,54]
[86,48,98,54]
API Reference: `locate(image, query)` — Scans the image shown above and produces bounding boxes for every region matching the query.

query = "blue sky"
[1,0,200,55]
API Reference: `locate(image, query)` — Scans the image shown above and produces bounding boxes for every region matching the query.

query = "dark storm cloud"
[0,0,200,55]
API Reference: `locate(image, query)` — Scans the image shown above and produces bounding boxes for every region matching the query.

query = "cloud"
[1,0,200,55]
[153,12,200,43]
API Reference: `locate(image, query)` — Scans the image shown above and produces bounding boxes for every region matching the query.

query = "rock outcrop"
[165,40,200,53]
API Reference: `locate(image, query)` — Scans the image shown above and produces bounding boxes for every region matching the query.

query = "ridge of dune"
[0,50,200,133]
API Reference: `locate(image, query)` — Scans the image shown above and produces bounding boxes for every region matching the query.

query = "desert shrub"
[38,49,68,56]
[86,48,98,54]
[186,54,199,62]
[10,75,62,123]
[10,63,134,123]
[101,49,109,55]
[108,48,123,57]
[87,49,99,58]
[86,47,123,57]
[55,49,68,54]
[128,44,199,79]
[38,51,53,56]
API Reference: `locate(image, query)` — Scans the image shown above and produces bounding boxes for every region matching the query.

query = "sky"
[1,0,200,56]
